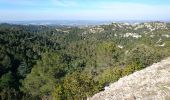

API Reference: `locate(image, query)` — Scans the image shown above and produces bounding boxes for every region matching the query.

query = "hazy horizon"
[0,0,170,21]
[1,19,170,26]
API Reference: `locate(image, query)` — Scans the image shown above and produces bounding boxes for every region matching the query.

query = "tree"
[98,66,122,88]
[125,44,161,70]
[0,72,13,89]
[96,41,117,67]
[121,63,138,76]
[52,84,63,100]
[63,72,98,99]
[17,61,29,78]
[0,52,11,75]
[21,52,66,98]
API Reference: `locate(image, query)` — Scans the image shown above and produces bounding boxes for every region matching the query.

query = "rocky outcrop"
[90,58,170,100]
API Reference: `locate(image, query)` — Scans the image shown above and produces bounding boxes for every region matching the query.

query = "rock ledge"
[90,58,170,100]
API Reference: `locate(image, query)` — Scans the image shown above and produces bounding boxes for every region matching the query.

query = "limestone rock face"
[90,58,170,100]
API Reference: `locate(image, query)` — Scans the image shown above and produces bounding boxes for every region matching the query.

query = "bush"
[125,44,161,69]
[98,66,122,89]
[63,72,98,99]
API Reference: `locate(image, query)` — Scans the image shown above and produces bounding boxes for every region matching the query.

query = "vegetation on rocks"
[0,22,170,99]
[90,58,170,100]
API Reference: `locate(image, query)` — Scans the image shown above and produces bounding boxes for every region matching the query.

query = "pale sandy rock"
[117,45,123,49]
[90,58,170,100]
[123,33,142,38]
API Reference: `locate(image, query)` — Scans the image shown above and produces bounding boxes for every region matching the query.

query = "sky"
[0,0,170,21]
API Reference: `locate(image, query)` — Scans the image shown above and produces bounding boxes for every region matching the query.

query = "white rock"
[123,33,142,38]
[117,45,123,49]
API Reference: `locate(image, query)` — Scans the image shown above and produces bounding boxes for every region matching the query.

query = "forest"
[0,22,170,100]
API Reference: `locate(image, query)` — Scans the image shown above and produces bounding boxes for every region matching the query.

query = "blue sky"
[0,0,170,21]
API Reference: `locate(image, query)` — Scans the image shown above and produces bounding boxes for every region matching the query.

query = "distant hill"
[1,20,170,26]
[0,20,112,26]
[90,57,170,100]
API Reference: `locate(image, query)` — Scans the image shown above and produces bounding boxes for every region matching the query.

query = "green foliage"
[125,44,161,69]
[96,41,117,67]
[0,23,170,99]
[52,84,63,100]
[0,72,13,89]
[21,52,66,97]
[0,50,11,74]
[98,66,122,87]
[121,63,137,76]
[63,72,98,99]
[17,61,29,77]
[0,88,21,100]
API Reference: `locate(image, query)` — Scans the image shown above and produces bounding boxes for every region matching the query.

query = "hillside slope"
[90,58,170,100]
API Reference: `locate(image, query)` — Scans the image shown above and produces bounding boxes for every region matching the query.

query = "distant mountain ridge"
[0,20,111,26]
[1,20,170,26]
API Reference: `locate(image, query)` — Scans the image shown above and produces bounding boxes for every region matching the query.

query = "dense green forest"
[0,22,170,100]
